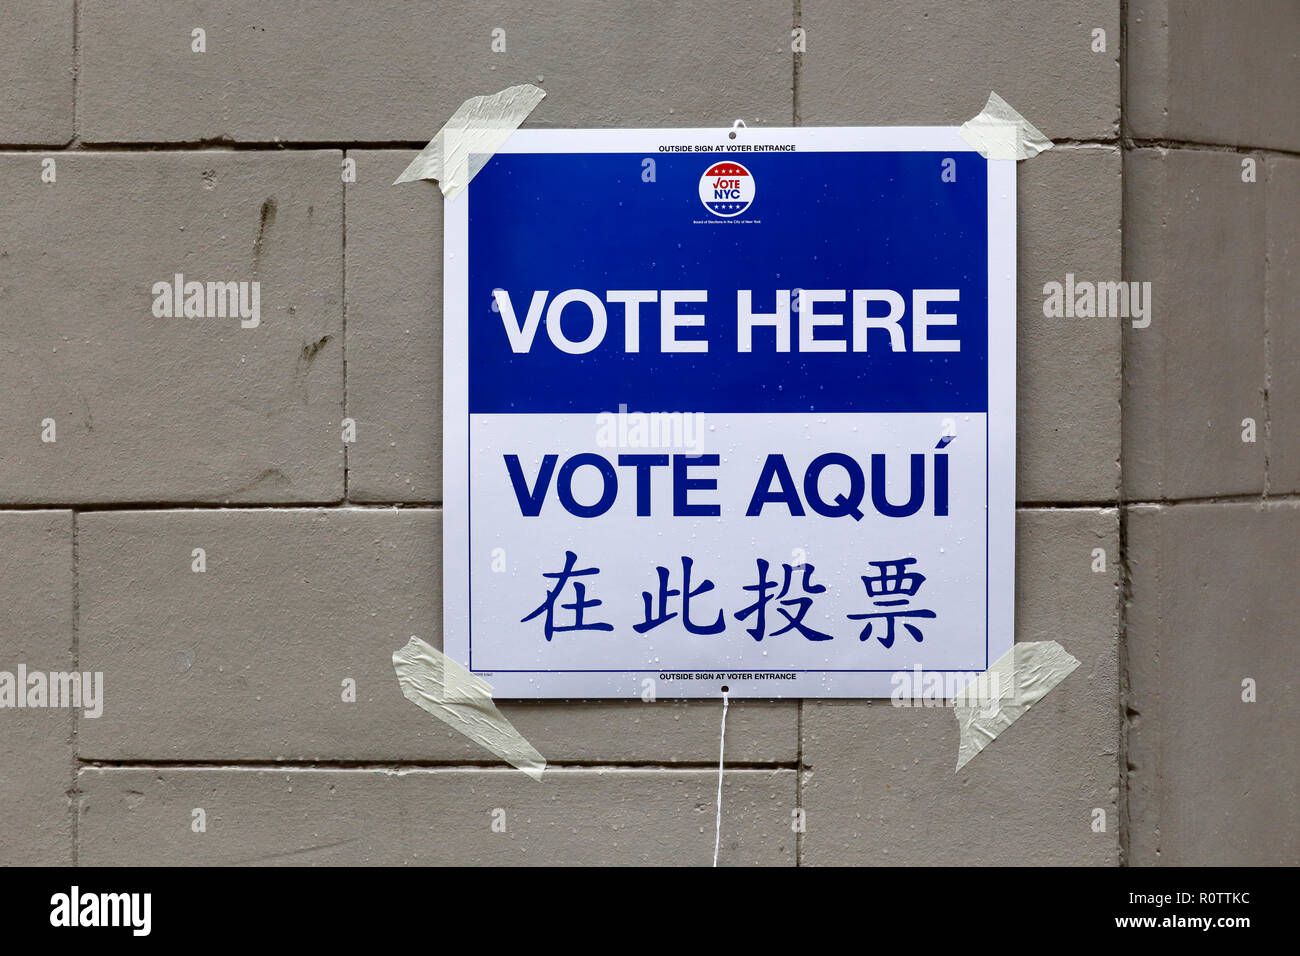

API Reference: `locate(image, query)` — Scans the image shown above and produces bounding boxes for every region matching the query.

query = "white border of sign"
[442,127,1015,699]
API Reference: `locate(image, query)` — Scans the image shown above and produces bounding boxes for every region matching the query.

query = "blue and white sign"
[443,128,1015,698]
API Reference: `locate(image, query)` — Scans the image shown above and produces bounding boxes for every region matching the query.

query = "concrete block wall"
[0,0,1292,866]
[1122,0,1300,866]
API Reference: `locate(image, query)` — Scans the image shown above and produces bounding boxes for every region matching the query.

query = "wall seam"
[15,497,1298,513]
[342,149,350,503]
[69,0,80,147]
[1262,157,1274,498]
[70,510,80,867]
[795,700,803,867]
[78,759,800,771]
[791,0,802,127]
[1116,0,1134,869]
[7,138,1299,158]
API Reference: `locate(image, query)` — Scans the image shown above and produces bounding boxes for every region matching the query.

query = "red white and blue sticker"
[698,161,755,217]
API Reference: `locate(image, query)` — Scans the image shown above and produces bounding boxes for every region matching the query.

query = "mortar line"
[6,135,1298,157]
[7,493,1295,515]
[1124,137,1300,160]
[1117,505,1134,867]
[1051,137,1121,147]
[1262,160,1274,499]
[1115,492,1295,508]
[69,0,80,148]
[77,758,798,772]
[1116,0,1132,867]
[0,140,432,151]
[0,140,436,152]
[70,510,79,867]
[792,0,802,128]
[342,149,350,503]
[795,699,803,867]
[0,501,444,512]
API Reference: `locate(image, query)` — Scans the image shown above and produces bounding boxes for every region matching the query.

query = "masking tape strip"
[958,91,1053,161]
[392,83,546,198]
[953,640,1080,771]
[392,636,546,780]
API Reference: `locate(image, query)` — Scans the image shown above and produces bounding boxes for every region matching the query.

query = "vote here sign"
[442,128,1015,698]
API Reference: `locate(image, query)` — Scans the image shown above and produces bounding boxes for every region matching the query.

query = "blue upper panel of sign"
[468,150,989,413]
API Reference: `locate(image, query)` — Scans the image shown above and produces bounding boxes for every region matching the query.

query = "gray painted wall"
[0,0,1294,866]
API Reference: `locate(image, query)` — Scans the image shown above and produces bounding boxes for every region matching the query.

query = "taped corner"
[392,636,546,780]
[953,640,1080,771]
[959,91,1053,161]
[392,83,546,198]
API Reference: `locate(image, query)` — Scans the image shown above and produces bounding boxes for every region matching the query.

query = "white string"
[712,691,730,867]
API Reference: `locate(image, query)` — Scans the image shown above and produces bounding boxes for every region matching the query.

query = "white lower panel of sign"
[453,411,1006,698]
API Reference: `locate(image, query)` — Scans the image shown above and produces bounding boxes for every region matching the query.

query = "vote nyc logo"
[698,162,755,218]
